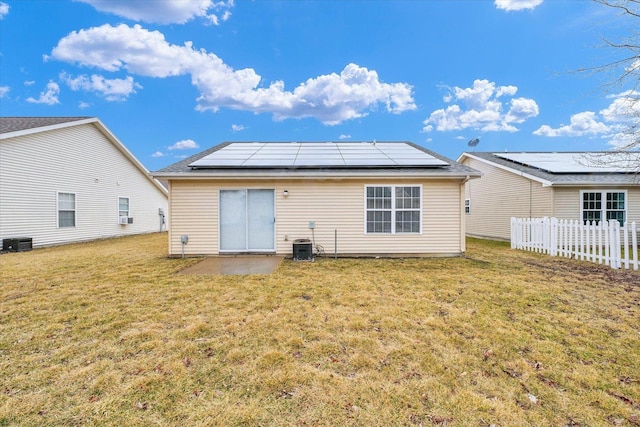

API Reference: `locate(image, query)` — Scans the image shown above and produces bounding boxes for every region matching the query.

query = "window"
[365,185,421,234]
[465,199,471,214]
[57,192,76,228]
[581,191,626,225]
[118,197,130,218]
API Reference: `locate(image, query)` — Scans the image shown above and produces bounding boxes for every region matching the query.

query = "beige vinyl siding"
[462,157,553,240]
[553,187,640,223]
[168,178,464,256]
[0,123,168,247]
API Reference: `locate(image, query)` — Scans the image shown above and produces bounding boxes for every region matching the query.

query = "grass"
[0,233,639,426]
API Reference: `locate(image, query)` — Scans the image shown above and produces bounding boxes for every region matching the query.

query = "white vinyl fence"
[511,217,639,270]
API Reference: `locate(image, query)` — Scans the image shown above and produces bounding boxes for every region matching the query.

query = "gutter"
[152,171,483,180]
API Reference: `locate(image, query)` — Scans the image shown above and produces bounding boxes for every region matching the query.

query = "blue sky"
[0,0,637,171]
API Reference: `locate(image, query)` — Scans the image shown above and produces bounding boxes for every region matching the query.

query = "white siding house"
[153,142,481,257]
[0,117,168,248]
[458,152,640,241]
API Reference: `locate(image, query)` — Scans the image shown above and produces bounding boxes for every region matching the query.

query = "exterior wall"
[0,123,168,247]
[553,186,640,223]
[168,178,465,256]
[461,157,553,240]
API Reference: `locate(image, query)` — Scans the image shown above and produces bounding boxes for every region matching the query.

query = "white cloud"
[423,79,538,133]
[78,101,91,109]
[534,91,639,148]
[49,24,416,125]
[26,81,60,105]
[152,151,165,157]
[533,112,609,137]
[600,91,640,123]
[77,0,234,25]
[61,72,142,101]
[24,80,35,86]
[495,0,543,11]
[0,86,9,98]
[168,139,199,150]
[339,134,351,140]
[231,124,245,132]
[0,2,9,19]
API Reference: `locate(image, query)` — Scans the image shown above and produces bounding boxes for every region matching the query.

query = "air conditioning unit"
[119,216,129,225]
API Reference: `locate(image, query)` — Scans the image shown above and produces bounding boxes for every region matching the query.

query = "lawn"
[1,233,638,426]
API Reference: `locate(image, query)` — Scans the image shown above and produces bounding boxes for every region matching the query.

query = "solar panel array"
[189,142,449,168]
[494,152,639,173]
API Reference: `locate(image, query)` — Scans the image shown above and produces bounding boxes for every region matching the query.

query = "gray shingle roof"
[0,117,93,134]
[464,152,640,186]
[155,141,481,178]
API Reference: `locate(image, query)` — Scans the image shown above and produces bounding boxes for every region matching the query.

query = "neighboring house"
[458,151,640,241]
[152,141,481,257]
[0,117,168,248]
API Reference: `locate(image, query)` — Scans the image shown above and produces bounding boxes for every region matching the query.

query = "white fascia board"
[458,152,554,187]
[0,117,98,139]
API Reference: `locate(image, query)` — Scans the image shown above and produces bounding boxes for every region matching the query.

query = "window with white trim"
[581,190,626,225]
[57,192,76,228]
[365,185,421,234]
[465,199,470,214]
[118,197,130,218]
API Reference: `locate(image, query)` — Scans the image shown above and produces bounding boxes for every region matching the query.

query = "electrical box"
[181,234,189,244]
[309,221,315,229]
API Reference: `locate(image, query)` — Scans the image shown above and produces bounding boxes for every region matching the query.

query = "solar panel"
[189,142,449,168]
[494,152,640,173]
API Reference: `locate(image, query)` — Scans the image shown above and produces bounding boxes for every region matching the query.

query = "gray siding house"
[0,117,168,248]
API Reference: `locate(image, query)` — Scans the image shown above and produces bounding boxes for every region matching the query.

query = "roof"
[0,117,93,135]
[0,116,168,196]
[459,152,640,187]
[154,141,482,180]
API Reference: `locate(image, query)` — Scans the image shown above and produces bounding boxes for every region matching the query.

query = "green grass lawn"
[1,233,638,426]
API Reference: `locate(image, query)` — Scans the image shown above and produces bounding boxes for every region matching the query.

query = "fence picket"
[511,217,639,270]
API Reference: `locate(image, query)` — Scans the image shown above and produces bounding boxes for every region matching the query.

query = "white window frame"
[465,198,471,215]
[364,184,422,234]
[57,192,76,228]
[118,196,130,218]
[580,190,627,225]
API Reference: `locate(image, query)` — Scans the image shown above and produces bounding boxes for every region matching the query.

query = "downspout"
[461,176,470,253]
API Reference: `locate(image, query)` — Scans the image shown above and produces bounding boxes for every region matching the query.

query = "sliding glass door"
[220,189,275,252]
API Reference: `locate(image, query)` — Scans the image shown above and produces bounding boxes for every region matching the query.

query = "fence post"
[632,222,638,271]
[609,220,620,269]
[550,217,557,256]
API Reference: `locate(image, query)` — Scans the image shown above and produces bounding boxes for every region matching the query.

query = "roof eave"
[0,117,98,139]
[152,170,482,180]
[459,152,554,187]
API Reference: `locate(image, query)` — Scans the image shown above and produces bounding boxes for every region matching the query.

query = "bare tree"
[586,0,640,152]
[571,1,640,172]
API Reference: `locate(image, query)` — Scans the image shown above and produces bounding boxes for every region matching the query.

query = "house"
[0,117,168,249]
[152,141,481,257]
[458,151,640,241]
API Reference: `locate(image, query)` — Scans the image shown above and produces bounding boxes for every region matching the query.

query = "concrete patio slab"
[178,255,285,275]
